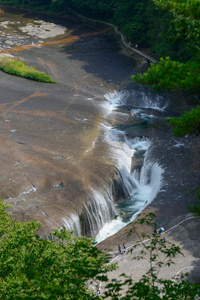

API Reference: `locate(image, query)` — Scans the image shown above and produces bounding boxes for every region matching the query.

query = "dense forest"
[0,0,193,62]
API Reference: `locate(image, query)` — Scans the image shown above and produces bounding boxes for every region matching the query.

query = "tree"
[0,200,114,299]
[132,56,200,94]
[153,0,200,51]
[188,187,200,217]
[132,0,200,93]
[166,105,200,136]
[132,0,200,136]
[0,203,199,299]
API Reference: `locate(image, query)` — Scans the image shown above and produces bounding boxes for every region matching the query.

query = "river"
[0,8,199,243]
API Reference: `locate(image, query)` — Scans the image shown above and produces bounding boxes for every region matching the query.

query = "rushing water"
[95,89,165,243]
[1,8,167,241]
[51,87,166,242]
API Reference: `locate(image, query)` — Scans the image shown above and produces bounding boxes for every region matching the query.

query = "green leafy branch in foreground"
[0,58,57,83]
[132,57,200,94]
[0,202,199,299]
[0,200,115,299]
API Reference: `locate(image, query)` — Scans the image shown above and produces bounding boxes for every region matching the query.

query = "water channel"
[0,8,198,243]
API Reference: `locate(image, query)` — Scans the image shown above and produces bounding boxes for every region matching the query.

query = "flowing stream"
[95,89,165,243]
[0,8,170,242]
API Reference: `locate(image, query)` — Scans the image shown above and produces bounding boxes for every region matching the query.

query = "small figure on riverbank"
[128,41,133,47]
[118,244,121,254]
[59,182,64,188]
[122,243,126,253]
[157,227,164,235]
[53,182,64,189]
[96,286,100,296]
[163,236,167,245]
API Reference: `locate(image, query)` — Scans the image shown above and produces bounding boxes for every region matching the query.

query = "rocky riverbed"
[0,7,200,285]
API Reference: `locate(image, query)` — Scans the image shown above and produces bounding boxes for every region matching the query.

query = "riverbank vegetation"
[188,188,200,217]
[0,57,57,83]
[0,204,199,299]
[0,0,193,62]
[132,0,200,136]
[132,0,200,95]
[0,200,114,299]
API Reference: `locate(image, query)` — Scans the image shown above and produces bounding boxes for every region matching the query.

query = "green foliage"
[0,0,51,7]
[188,188,200,216]
[166,105,200,136]
[1,0,194,62]
[131,0,200,94]
[0,58,57,83]
[0,203,199,299]
[131,0,200,136]
[132,57,200,94]
[153,0,200,51]
[0,200,113,299]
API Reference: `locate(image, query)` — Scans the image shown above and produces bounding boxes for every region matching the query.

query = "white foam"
[95,90,164,243]
[62,213,81,236]
[95,217,126,244]
[104,89,167,111]
[20,186,36,195]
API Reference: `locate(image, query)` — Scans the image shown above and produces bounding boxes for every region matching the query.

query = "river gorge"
[0,8,200,249]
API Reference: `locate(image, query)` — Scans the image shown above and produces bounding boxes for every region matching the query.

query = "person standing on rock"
[59,182,64,188]
[122,243,126,253]
[118,244,121,254]
[157,227,164,235]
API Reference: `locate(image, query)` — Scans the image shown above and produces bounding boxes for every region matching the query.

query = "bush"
[188,188,200,216]
[0,58,57,83]
[166,105,200,136]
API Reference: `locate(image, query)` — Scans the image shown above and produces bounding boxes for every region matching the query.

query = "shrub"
[188,188,200,216]
[0,58,57,83]
[166,105,200,136]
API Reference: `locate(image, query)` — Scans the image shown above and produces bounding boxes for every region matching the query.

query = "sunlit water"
[95,90,165,243]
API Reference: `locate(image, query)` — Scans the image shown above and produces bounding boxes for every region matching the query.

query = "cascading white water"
[82,187,116,237]
[95,89,165,243]
[62,88,165,241]
[62,213,81,236]
[95,143,164,243]
[104,89,167,111]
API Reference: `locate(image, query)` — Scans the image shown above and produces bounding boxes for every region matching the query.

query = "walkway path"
[108,215,199,264]
[93,215,200,295]
[66,7,158,64]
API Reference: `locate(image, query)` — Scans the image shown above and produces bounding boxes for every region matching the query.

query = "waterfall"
[95,149,164,243]
[61,213,81,236]
[61,87,165,241]
[95,89,165,243]
[80,186,117,237]
[61,185,117,238]
[104,89,167,111]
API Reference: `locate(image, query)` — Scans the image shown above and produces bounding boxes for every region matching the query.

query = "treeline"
[1,0,192,62]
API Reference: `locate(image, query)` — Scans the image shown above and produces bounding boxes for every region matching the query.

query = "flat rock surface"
[0,8,200,287]
[0,8,139,235]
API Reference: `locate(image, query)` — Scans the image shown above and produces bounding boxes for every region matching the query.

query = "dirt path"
[96,215,200,295]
